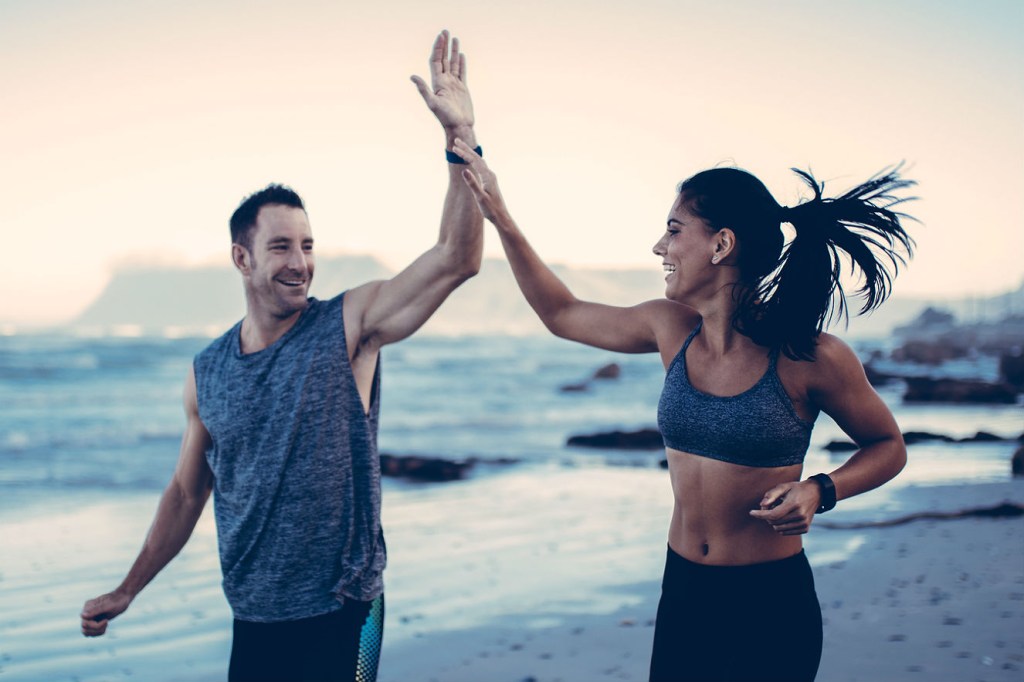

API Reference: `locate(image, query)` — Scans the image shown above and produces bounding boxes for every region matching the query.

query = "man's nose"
[287,248,309,273]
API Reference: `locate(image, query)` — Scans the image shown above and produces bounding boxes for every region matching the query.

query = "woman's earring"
[711,255,720,264]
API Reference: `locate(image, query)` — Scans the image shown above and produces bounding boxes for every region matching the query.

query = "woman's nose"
[652,236,666,256]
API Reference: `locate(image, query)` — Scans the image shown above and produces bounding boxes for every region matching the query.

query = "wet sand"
[378,480,1024,682]
[1,471,1020,682]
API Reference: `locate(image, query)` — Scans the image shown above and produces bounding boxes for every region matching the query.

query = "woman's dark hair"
[678,165,916,360]
[229,183,306,250]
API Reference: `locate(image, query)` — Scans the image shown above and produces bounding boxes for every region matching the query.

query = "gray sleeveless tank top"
[193,292,384,622]
[657,320,814,467]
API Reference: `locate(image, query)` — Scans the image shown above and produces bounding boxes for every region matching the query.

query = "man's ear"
[232,243,251,275]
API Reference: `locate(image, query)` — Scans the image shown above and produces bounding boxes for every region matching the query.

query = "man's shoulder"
[313,291,347,312]
[275,294,349,350]
[303,293,347,329]
[195,321,241,363]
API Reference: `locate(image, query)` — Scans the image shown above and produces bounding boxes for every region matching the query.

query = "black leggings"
[649,547,822,682]
[229,594,384,682]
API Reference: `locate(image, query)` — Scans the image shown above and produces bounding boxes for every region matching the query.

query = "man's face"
[239,204,315,319]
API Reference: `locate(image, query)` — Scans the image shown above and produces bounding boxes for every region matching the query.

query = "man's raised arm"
[344,30,484,352]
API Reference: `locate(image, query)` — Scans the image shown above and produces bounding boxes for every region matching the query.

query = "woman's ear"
[711,228,736,264]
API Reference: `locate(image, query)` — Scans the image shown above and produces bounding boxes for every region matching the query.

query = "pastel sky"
[3,0,1022,324]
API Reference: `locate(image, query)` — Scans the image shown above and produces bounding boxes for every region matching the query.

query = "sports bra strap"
[681,319,703,354]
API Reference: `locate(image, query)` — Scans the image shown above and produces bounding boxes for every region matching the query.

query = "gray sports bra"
[657,321,815,467]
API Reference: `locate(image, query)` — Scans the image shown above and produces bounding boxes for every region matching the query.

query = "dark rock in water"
[1000,352,1024,389]
[567,428,664,450]
[909,430,1015,444]
[558,382,590,393]
[891,339,967,365]
[826,430,1014,451]
[593,363,622,380]
[960,431,1008,443]
[559,362,622,392]
[864,363,899,387]
[823,440,859,452]
[379,454,476,482]
[1013,446,1024,478]
[903,377,1018,404]
[903,431,956,445]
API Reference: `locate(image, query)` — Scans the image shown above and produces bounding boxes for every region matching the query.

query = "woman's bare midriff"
[666,448,805,565]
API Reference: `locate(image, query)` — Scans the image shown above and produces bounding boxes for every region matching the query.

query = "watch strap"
[808,473,837,514]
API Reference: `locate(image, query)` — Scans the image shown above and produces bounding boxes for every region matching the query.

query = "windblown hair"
[678,165,916,360]
[229,183,306,250]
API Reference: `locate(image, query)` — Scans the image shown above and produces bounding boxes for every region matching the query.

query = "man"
[80,30,482,682]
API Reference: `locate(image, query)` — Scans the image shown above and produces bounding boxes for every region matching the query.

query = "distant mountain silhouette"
[70,256,1023,339]
[73,255,394,334]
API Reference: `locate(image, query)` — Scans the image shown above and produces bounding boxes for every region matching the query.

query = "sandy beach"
[1,466,1021,682]
[380,475,1024,682]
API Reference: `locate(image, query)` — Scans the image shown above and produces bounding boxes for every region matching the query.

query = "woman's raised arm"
[452,139,687,353]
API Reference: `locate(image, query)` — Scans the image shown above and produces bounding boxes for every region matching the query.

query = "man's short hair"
[229,184,305,250]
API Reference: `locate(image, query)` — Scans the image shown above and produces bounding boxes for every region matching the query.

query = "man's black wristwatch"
[808,473,836,514]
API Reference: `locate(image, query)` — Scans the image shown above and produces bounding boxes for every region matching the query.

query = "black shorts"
[229,594,384,682]
[649,547,822,682]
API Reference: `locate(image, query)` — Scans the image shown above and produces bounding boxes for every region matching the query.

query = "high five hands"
[451,139,509,225]
[411,30,474,132]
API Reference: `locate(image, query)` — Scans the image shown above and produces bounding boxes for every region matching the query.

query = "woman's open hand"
[451,138,510,225]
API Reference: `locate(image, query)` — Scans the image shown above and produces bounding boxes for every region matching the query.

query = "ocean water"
[0,331,1021,680]
[0,331,1020,509]
[0,333,660,496]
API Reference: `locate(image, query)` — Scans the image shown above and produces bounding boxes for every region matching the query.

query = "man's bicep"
[354,247,465,347]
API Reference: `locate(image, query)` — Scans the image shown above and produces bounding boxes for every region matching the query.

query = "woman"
[451,138,914,682]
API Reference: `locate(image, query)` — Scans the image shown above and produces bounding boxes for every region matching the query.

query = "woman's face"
[652,195,719,304]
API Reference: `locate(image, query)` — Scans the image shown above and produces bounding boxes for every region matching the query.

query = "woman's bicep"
[549,299,690,354]
[810,335,907,499]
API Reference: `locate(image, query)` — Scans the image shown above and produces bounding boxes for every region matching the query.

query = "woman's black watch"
[808,473,836,514]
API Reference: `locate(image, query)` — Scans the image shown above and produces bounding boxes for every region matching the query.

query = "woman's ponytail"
[742,165,916,359]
